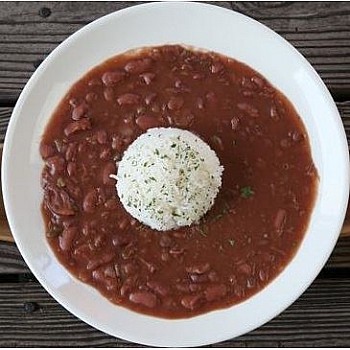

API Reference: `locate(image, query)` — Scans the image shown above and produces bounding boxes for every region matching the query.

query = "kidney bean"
[117,93,140,106]
[193,73,204,80]
[40,143,55,159]
[100,147,112,160]
[100,162,116,185]
[92,267,105,282]
[46,186,76,216]
[251,75,264,89]
[72,102,88,120]
[205,91,217,105]
[129,291,157,308]
[144,92,157,105]
[242,90,254,97]
[88,78,101,87]
[139,258,156,274]
[147,281,169,297]
[211,135,224,151]
[274,208,287,233]
[233,285,245,297]
[66,162,77,178]
[135,115,160,130]
[167,96,184,111]
[211,62,223,74]
[258,269,268,282]
[73,244,90,262]
[189,284,202,292]
[246,277,256,289]
[85,92,97,103]
[46,155,65,176]
[120,276,136,297]
[101,70,125,86]
[270,105,279,120]
[208,271,219,282]
[186,263,210,274]
[103,87,114,101]
[176,283,191,293]
[237,262,251,275]
[65,142,78,162]
[124,58,152,74]
[151,104,160,113]
[169,246,184,258]
[58,227,77,252]
[95,130,108,145]
[181,294,203,310]
[83,189,98,213]
[159,234,172,248]
[121,262,138,276]
[86,252,114,270]
[121,244,136,259]
[189,274,209,283]
[112,232,132,247]
[118,218,129,231]
[237,103,259,118]
[173,113,194,128]
[64,119,91,137]
[140,72,155,85]
[104,198,118,210]
[69,98,79,108]
[196,97,204,109]
[204,284,227,302]
[161,252,170,262]
[280,138,291,148]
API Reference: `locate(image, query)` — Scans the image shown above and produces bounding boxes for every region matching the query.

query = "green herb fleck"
[197,226,207,237]
[240,186,254,199]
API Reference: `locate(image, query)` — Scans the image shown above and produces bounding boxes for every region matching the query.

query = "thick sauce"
[40,45,318,318]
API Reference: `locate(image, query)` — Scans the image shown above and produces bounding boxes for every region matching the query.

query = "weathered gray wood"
[0,2,349,102]
[231,1,350,97]
[0,107,11,142]
[0,242,29,274]
[0,278,349,347]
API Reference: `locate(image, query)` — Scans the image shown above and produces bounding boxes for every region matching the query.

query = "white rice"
[112,127,224,231]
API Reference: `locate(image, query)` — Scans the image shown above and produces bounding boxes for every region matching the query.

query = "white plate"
[2,2,349,347]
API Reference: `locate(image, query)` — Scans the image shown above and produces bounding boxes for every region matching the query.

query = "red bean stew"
[40,45,318,318]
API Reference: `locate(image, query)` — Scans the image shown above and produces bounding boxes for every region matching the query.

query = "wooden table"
[1,1,350,347]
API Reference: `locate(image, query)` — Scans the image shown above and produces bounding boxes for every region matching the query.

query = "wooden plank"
[231,1,350,97]
[0,1,349,102]
[0,242,29,274]
[0,278,349,347]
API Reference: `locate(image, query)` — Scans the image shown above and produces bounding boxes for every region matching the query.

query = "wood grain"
[0,1,349,101]
[0,278,349,347]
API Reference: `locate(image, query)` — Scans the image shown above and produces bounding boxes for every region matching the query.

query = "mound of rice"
[113,127,224,231]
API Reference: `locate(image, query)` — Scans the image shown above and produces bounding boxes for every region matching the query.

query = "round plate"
[2,2,349,347]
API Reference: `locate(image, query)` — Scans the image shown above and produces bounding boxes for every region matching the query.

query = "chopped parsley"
[240,186,254,199]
